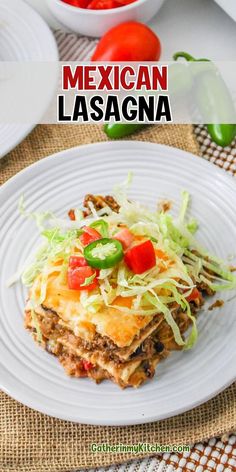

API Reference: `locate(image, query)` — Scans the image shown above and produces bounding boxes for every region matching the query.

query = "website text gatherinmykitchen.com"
[91,443,191,454]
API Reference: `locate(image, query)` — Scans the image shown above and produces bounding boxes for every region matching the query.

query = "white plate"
[0,141,236,425]
[0,0,58,158]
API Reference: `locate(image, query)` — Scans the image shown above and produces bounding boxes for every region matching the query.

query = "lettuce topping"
[10,176,236,350]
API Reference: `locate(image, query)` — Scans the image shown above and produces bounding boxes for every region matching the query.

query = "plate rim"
[1,140,236,195]
[0,140,236,425]
[0,373,235,426]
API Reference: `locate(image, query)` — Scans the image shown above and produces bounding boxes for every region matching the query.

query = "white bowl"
[46,0,165,38]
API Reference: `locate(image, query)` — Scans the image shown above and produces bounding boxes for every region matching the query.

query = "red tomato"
[186,288,200,302]
[69,256,100,276]
[83,360,94,371]
[68,266,98,290]
[69,256,88,269]
[124,240,156,274]
[114,228,134,249]
[80,226,101,246]
[92,22,161,61]
[87,0,118,9]
[116,0,137,4]
[62,0,90,7]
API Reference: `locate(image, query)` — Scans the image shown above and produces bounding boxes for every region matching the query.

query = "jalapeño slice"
[84,238,123,269]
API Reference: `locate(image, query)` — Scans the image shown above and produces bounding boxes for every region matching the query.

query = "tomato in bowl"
[61,0,137,8]
[46,0,165,37]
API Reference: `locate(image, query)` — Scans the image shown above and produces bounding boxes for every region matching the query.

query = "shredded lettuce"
[182,300,198,350]
[113,171,133,206]
[74,209,84,221]
[90,242,117,260]
[179,190,190,223]
[81,272,96,287]
[21,228,80,294]
[11,179,236,352]
[87,201,99,219]
[80,292,103,314]
[98,268,114,280]
[187,218,198,234]
[19,195,55,231]
[144,292,185,346]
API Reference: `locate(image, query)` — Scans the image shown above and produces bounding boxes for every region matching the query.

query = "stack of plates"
[0,0,58,158]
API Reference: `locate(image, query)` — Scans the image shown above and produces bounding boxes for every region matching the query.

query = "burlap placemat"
[0,124,198,183]
[0,124,235,472]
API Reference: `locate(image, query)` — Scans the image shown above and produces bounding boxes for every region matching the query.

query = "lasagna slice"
[22,187,234,388]
[25,274,200,388]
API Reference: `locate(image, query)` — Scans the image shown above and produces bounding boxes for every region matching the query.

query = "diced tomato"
[68,209,75,221]
[69,256,100,276]
[83,360,94,371]
[80,232,93,246]
[62,0,91,7]
[124,240,156,274]
[69,256,88,269]
[80,226,101,246]
[87,0,118,9]
[115,0,137,4]
[186,288,200,302]
[68,266,98,291]
[83,226,101,239]
[62,0,137,7]
[114,228,134,249]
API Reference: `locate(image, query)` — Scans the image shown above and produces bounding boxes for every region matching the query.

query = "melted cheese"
[31,273,153,348]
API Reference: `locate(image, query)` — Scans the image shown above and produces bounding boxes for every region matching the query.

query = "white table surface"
[25,0,236,60]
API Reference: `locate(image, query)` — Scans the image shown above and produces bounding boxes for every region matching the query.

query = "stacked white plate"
[0,0,58,158]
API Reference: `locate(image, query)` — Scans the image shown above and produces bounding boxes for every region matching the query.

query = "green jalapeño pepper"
[103,65,193,140]
[173,51,236,147]
[90,219,109,238]
[104,123,146,140]
[84,238,123,269]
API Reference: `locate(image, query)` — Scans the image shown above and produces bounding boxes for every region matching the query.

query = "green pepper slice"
[84,238,123,269]
[173,51,236,148]
[90,219,109,238]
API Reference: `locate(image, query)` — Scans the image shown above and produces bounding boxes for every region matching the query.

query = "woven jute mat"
[0,124,198,183]
[0,124,235,472]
